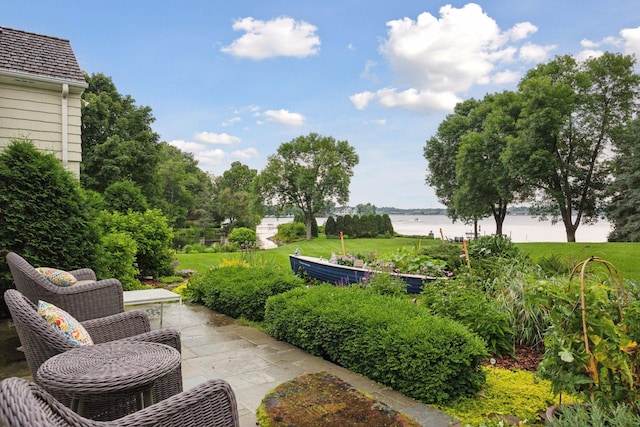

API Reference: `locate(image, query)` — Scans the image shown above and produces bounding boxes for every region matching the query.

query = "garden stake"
[570,256,628,389]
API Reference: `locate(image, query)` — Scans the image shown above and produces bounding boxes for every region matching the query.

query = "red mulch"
[483,345,543,372]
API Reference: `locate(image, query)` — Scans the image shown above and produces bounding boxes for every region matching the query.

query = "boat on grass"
[289,254,435,294]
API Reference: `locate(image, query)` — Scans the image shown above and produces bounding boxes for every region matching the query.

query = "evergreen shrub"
[227,227,257,248]
[0,140,100,316]
[187,265,304,321]
[275,222,306,243]
[97,232,141,290]
[264,285,487,404]
[96,209,174,278]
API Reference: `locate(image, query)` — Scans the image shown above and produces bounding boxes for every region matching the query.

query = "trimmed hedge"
[187,265,305,321]
[264,285,488,404]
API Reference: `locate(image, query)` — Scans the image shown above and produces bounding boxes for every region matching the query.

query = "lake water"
[257,214,613,248]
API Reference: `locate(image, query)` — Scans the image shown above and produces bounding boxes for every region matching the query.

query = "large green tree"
[505,53,639,242]
[156,142,213,228]
[425,98,481,220]
[425,93,523,236]
[257,133,359,240]
[607,118,640,241]
[213,161,261,230]
[81,73,161,201]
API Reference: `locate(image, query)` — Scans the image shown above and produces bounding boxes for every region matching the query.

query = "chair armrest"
[117,328,182,354]
[117,379,239,426]
[82,310,150,343]
[54,278,124,321]
[67,268,97,281]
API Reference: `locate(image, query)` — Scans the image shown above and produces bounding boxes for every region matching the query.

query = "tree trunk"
[562,213,578,242]
[305,212,313,240]
[492,201,507,237]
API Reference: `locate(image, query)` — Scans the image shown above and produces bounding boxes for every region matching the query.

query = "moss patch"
[257,372,421,427]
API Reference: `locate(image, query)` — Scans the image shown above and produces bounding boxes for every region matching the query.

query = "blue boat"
[289,254,433,294]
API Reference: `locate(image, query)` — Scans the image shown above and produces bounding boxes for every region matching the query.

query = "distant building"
[0,26,87,176]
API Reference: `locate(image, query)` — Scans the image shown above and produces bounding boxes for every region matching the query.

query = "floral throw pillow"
[37,301,94,346]
[36,267,77,287]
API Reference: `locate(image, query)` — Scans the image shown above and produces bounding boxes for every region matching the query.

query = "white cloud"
[519,42,557,63]
[197,149,226,167]
[350,91,376,110]
[220,117,241,127]
[581,38,599,49]
[576,49,604,62]
[221,16,320,59]
[353,4,544,113]
[492,69,520,84]
[375,87,460,112]
[360,60,379,81]
[230,148,259,160]
[263,109,305,126]
[168,140,226,169]
[506,22,538,41]
[194,131,241,145]
[168,140,205,153]
[621,26,640,58]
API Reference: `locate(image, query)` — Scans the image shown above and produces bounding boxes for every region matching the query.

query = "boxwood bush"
[187,264,304,321]
[264,285,487,404]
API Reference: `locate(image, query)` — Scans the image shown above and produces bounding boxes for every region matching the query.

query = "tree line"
[424,53,640,242]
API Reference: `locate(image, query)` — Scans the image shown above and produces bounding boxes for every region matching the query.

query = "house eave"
[0,69,88,93]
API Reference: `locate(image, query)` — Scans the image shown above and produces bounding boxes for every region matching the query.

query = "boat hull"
[289,254,430,294]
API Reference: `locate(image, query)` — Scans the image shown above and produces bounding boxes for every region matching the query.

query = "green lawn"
[175,237,640,282]
[519,242,640,282]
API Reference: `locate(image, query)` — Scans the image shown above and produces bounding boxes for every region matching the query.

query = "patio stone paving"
[0,300,457,427]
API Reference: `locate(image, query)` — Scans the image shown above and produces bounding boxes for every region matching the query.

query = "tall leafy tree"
[607,118,640,241]
[256,133,359,240]
[425,93,523,236]
[213,161,261,230]
[81,73,161,201]
[505,53,639,242]
[156,142,213,228]
[425,99,481,220]
[454,91,524,236]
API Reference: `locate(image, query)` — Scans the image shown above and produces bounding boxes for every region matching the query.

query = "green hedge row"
[187,265,305,321]
[264,285,488,404]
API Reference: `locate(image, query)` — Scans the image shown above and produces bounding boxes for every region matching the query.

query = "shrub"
[359,272,408,297]
[468,235,523,260]
[96,209,175,278]
[96,232,141,290]
[103,180,148,213]
[0,140,100,316]
[420,278,515,357]
[264,285,487,404]
[187,265,304,321]
[275,222,306,243]
[531,258,640,405]
[227,227,257,248]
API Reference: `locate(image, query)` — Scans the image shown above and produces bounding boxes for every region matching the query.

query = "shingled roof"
[0,26,86,84]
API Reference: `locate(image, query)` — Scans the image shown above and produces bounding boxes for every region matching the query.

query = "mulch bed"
[483,345,543,372]
[258,372,421,427]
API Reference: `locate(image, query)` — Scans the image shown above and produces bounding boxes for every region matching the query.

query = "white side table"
[123,289,182,327]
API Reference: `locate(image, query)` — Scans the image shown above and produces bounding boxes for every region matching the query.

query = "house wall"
[0,81,83,176]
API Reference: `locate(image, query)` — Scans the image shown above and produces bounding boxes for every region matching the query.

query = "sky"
[4,1,640,209]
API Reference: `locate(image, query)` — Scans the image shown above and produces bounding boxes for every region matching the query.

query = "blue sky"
[4,1,640,208]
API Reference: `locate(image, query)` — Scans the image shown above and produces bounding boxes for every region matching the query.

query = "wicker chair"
[0,377,239,427]
[4,289,183,421]
[6,252,124,321]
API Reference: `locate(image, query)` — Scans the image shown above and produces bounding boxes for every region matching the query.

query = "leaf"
[559,349,574,362]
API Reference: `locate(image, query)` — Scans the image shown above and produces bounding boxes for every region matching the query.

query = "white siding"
[0,81,83,176]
